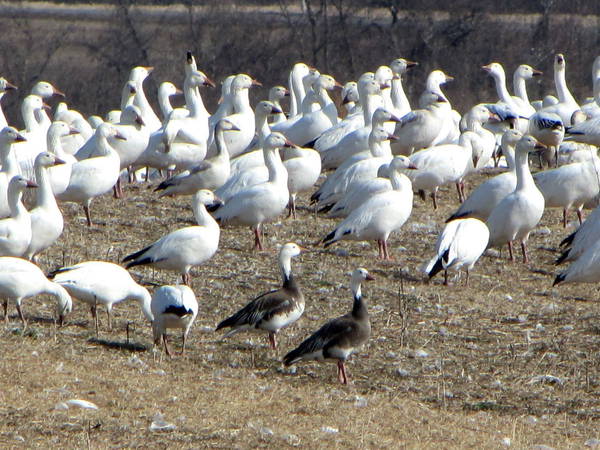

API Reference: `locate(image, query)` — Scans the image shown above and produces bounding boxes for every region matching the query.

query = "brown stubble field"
[0,169,599,449]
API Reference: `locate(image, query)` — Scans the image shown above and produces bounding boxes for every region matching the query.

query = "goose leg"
[83,203,93,227]
[91,305,99,336]
[377,240,384,259]
[16,303,26,328]
[443,270,448,286]
[181,331,187,355]
[577,207,584,225]
[465,269,470,287]
[455,182,463,203]
[521,241,529,264]
[430,190,438,210]
[383,239,392,261]
[163,334,173,357]
[562,208,568,228]
[3,299,7,322]
[106,309,112,331]
[268,332,277,349]
[337,361,348,384]
[253,226,263,251]
[507,241,514,262]
[182,272,191,286]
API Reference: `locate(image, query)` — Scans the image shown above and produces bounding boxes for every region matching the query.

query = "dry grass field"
[1,168,599,449]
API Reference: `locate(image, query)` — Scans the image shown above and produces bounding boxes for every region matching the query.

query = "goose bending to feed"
[151,284,198,356]
[212,133,291,251]
[155,119,239,197]
[0,257,72,326]
[0,126,27,218]
[447,130,522,222]
[0,176,38,257]
[57,123,124,226]
[283,268,373,385]
[486,136,546,263]
[49,261,153,331]
[321,158,413,260]
[216,243,304,349]
[25,152,65,261]
[556,205,600,265]
[423,218,489,285]
[123,189,221,285]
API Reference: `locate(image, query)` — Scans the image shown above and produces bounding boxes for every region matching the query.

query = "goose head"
[265,132,295,150]
[0,78,17,93]
[48,120,75,139]
[185,51,197,73]
[571,109,588,125]
[129,66,153,84]
[369,126,396,145]
[315,74,341,91]
[278,242,302,279]
[23,94,48,116]
[542,95,559,108]
[554,54,566,72]
[375,66,393,89]
[390,58,418,77]
[302,69,321,91]
[482,62,505,80]
[215,118,240,133]
[372,107,401,125]
[255,100,282,117]
[467,104,494,124]
[159,82,182,99]
[341,81,359,105]
[232,74,261,91]
[350,267,375,299]
[31,81,65,98]
[428,70,454,86]
[8,175,38,194]
[97,123,126,141]
[421,91,448,108]
[359,79,382,99]
[121,104,145,126]
[390,155,417,171]
[189,70,216,89]
[517,135,546,155]
[269,86,289,102]
[35,151,65,168]
[193,189,222,210]
[0,126,26,145]
[501,129,523,149]
[516,64,543,80]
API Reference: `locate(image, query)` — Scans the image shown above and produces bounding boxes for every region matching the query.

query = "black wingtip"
[553,273,566,286]
[322,229,336,247]
[555,250,569,265]
[445,210,471,223]
[318,203,334,214]
[559,231,575,248]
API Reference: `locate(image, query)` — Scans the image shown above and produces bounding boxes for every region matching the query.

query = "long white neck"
[133,78,160,125]
[513,73,530,105]
[363,95,383,127]
[21,101,40,133]
[492,71,513,106]
[316,88,338,125]
[193,201,219,230]
[264,147,288,185]
[214,129,230,163]
[158,89,174,120]
[0,143,19,178]
[34,163,57,209]
[184,78,207,118]
[96,135,116,158]
[0,93,7,128]
[515,149,535,191]
[369,138,390,158]
[255,112,271,146]
[47,131,67,159]
[134,287,154,322]
[8,186,26,218]
[45,282,72,319]
[555,65,577,105]
[503,143,517,170]
[391,76,410,116]
[291,71,306,117]
[279,252,292,282]
[231,88,252,115]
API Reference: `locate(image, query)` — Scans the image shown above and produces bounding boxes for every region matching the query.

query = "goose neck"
[1,143,18,177]
[35,164,57,208]
[214,128,230,161]
[231,88,252,115]
[515,149,535,190]
[264,147,287,185]
[350,283,368,319]
[291,70,306,116]
[255,111,271,142]
[554,65,577,105]
[47,131,66,158]
[363,94,382,127]
[183,77,208,118]
[8,187,25,218]
[391,77,410,115]
[513,73,530,105]
[279,253,293,286]
[158,90,174,120]
[135,287,154,322]
[21,100,39,133]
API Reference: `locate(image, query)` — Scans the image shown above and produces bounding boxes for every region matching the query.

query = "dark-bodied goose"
[151,284,198,357]
[216,243,303,349]
[283,268,374,384]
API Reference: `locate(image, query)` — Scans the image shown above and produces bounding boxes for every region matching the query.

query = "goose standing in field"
[283,145,321,218]
[513,64,543,114]
[447,129,523,222]
[423,217,489,285]
[128,66,161,132]
[14,95,48,179]
[390,58,417,118]
[408,131,483,208]
[57,123,124,226]
[486,135,546,263]
[533,152,600,227]
[538,54,580,126]
[327,155,415,218]
[54,103,93,155]
[212,133,291,251]
[151,284,198,356]
[283,267,373,385]
[123,189,221,285]
[528,110,564,167]
[268,85,289,125]
[0,257,72,326]
[556,205,600,265]
[0,127,27,217]
[31,81,66,135]
[460,104,497,170]
[321,157,413,260]
[49,261,153,331]
[0,176,37,257]
[24,152,65,261]
[482,62,535,119]
[46,121,78,196]
[0,78,18,129]
[154,119,239,197]
[216,242,304,349]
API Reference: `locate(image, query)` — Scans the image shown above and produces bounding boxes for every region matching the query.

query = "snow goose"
[46,121,78,196]
[447,129,522,222]
[408,131,483,208]
[327,155,415,218]
[154,119,239,197]
[321,158,413,260]
[553,238,600,287]
[24,152,65,261]
[513,64,543,113]
[283,145,321,218]
[0,176,38,257]
[482,62,532,118]
[0,257,71,326]
[57,123,123,226]
[565,116,600,147]
[423,218,489,285]
[14,95,47,179]
[528,110,564,167]
[533,152,600,227]
[30,81,65,135]
[49,261,153,331]
[207,73,260,158]
[216,242,304,349]
[288,63,311,118]
[0,127,26,217]
[268,85,289,125]
[54,103,94,155]
[283,267,373,385]
[390,58,417,118]
[151,284,198,356]
[340,81,359,116]
[556,204,600,265]
[486,135,546,263]
[313,126,395,211]
[460,104,497,170]
[129,66,161,132]
[0,78,17,129]
[123,189,220,285]
[212,133,291,251]
[539,54,580,126]
[318,76,385,169]
[157,81,182,120]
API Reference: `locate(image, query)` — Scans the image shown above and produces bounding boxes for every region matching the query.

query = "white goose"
[25,152,65,261]
[0,257,72,326]
[486,135,546,263]
[513,64,543,112]
[154,119,239,197]
[408,131,483,208]
[528,110,564,167]
[57,123,123,226]
[539,54,580,126]
[14,95,47,179]
[157,81,183,120]
[321,158,413,260]
[129,66,161,132]
[213,133,291,250]
[553,238,600,287]
[268,85,289,125]
[123,189,220,285]
[556,205,600,265]
[447,129,522,222]
[287,62,311,118]
[283,145,321,218]
[0,176,38,257]
[49,261,153,331]
[0,78,18,129]
[151,284,198,356]
[46,121,78,196]
[460,104,497,170]
[30,81,65,135]
[327,155,415,218]
[482,62,534,118]
[423,218,490,285]
[390,58,417,118]
[0,127,26,218]
[54,103,93,155]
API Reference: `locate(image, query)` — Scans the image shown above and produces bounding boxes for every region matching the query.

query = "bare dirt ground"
[1,168,599,448]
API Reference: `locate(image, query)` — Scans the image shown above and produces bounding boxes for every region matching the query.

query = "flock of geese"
[1,50,600,384]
